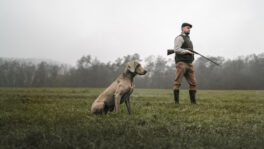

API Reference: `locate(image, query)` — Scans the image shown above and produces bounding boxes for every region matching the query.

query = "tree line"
[0,53,263,89]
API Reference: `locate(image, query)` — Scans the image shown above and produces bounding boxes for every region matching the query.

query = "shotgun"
[167,49,220,66]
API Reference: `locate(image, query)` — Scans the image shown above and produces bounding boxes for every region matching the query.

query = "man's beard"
[185,32,190,35]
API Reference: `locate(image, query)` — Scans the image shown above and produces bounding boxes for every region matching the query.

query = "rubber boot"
[173,90,179,104]
[189,90,197,104]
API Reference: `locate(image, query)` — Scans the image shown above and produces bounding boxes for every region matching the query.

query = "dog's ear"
[127,61,137,73]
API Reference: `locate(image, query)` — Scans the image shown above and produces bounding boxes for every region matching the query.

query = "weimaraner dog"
[91,61,147,115]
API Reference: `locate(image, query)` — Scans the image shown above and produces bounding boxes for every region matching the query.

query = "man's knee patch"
[189,85,196,90]
[173,82,181,90]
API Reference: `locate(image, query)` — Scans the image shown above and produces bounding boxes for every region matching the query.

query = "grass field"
[0,88,263,149]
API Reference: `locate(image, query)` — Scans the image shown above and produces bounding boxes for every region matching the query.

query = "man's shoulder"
[179,33,187,37]
[175,35,184,41]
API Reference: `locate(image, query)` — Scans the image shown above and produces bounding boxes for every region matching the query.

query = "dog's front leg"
[125,96,131,114]
[114,85,129,114]
[114,93,121,114]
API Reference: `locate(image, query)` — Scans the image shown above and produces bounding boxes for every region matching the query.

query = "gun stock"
[167,49,175,55]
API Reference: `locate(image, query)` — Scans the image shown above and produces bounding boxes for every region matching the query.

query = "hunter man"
[173,22,197,104]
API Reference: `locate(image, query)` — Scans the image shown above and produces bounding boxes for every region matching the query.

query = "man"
[173,22,197,104]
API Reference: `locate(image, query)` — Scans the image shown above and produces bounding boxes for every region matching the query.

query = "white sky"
[0,0,263,65]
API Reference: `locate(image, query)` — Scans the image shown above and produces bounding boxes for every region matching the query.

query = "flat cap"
[181,22,192,28]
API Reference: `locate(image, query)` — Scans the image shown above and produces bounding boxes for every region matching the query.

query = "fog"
[1,0,263,65]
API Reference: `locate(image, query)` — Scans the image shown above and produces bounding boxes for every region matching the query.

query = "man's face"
[182,26,191,34]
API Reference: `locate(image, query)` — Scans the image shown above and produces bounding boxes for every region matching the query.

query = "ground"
[0,88,263,149]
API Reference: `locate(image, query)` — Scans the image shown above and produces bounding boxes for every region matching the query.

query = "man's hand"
[186,50,194,55]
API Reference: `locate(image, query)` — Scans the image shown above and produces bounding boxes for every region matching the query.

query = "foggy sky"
[0,0,263,65]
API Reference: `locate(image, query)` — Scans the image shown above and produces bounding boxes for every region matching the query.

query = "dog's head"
[126,61,147,75]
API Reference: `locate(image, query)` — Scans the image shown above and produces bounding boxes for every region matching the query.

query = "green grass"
[0,88,263,149]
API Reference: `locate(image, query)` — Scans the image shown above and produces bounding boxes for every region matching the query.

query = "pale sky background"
[0,0,263,65]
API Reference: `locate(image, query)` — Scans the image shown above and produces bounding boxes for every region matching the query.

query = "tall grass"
[0,88,263,149]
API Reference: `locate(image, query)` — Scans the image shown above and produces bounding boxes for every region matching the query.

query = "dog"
[91,61,147,115]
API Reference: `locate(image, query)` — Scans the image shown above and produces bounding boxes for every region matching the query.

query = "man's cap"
[181,22,192,28]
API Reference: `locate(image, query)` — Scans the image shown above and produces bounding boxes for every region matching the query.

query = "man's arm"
[174,36,191,54]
